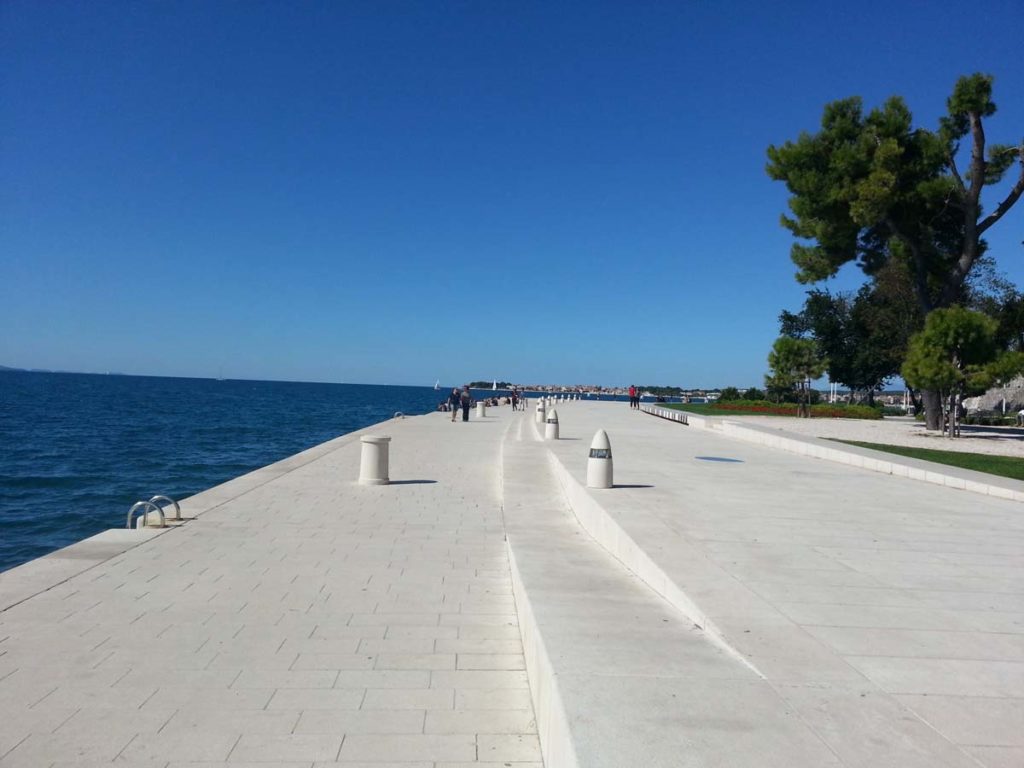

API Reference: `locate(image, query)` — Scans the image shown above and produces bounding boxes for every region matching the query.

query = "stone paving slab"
[0,405,540,767]
[0,423,395,614]
[539,401,1023,766]
[502,415,844,767]
[643,403,1024,501]
[5,395,1022,767]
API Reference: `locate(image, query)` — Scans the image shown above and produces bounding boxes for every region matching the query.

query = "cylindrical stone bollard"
[476,402,486,418]
[359,435,391,485]
[535,399,546,424]
[586,429,613,489]
[545,408,559,440]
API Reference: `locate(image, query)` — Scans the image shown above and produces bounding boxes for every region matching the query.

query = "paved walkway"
[503,411,844,767]
[2,399,1022,767]
[0,407,540,767]
[739,413,1024,458]
[540,402,1024,768]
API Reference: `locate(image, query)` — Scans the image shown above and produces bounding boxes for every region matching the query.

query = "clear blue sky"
[2,1,1022,388]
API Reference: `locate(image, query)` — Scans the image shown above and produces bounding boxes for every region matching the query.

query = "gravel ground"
[737,415,1024,458]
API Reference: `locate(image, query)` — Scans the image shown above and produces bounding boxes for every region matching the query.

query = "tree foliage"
[902,307,998,394]
[767,73,1023,315]
[780,260,924,402]
[767,73,1023,429]
[902,307,1024,435]
[965,256,1024,352]
[766,336,827,416]
[717,386,742,401]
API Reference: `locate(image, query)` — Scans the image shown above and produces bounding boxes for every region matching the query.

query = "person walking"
[628,384,637,409]
[511,389,519,411]
[448,388,461,422]
[460,385,472,422]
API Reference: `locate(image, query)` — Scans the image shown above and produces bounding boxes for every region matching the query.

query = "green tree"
[718,386,742,401]
[743,387,765,401]
[766,336,827,417]
[767,73,1023,429]
[781,277,913,405]
[965,256,1024,352]
[902,307,1024,436]
[763,374,792,404]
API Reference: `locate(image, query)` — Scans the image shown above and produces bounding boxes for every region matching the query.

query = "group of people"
[435,387,527,421]
[436,386,473,422]
[439,385,644,414]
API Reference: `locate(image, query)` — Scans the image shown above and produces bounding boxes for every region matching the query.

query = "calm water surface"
[0,372,446,571]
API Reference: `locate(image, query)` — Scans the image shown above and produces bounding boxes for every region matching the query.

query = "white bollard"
[586,429,613,489]
[359,435,391,485]
[476,402,486,418]
[545,408,559,440]
[535,399,546,424]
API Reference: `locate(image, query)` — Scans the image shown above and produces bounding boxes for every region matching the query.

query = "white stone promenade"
[1,400,1022,767]
[0,412,539,768]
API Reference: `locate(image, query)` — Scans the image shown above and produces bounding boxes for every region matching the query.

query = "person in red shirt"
[628,384,637,409]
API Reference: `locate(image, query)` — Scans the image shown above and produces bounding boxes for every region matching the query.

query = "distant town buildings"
[504,382,912,408]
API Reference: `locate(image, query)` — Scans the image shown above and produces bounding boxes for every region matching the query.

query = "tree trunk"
[908,387,923,416]
[922,389,942,430]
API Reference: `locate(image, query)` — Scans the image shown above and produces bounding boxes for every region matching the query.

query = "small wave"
[1,474,101,489]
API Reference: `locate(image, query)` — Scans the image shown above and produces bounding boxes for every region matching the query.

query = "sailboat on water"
[492,380,497,391]
[434,379,440,390]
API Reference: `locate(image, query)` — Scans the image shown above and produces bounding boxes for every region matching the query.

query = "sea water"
[0,372,447,572]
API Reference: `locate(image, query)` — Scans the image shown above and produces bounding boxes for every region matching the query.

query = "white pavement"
[2,400,1023,767]
[0,408,541,768]
[538,402,1024,768]
[739,412,1024,458]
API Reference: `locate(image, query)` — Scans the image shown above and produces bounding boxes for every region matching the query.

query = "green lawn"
[829,439,1024,482]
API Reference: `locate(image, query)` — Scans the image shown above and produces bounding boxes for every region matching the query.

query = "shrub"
[708,400,882,420]
[743,387,765,400]
[963,413,1016,426]
[718,387,742,401]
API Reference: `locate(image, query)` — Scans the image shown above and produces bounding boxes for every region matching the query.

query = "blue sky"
[2,1,1022,389]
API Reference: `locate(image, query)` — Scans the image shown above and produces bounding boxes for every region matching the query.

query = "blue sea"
[0,372,456,572]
